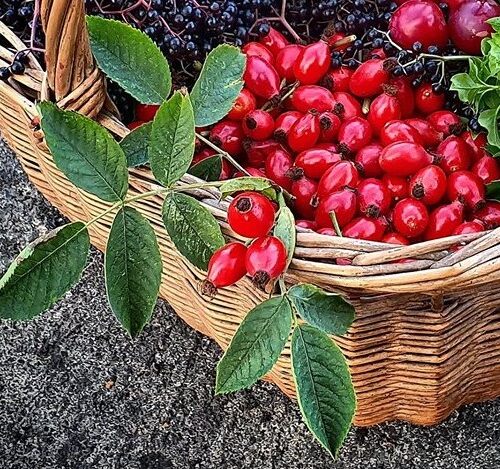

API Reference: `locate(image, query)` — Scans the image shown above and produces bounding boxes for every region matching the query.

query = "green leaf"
[291,324,356,458]
[87,16,171,104]
[149,91,196,187]
[219,177,277,200]
[287,284,355,336]
[479,107,500,148]
[274,206,295,269]
[486,179,500,200]
[162,192,224,270]
[188,154,223,181]
[39,102,128,202]
[0,222,90,320]
[121,122,152,167]
[488,17,500,33]
[191,45,246,127]
[216,296,293,394]
[105,207,162,338]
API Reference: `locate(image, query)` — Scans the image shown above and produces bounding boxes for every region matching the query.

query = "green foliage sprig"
[451,17,500,156]
[0,17,357,458]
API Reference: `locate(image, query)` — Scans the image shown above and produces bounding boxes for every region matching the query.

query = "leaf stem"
[279,277,287,295]
[85,201,122,228]
[329,211,343,238]
[196,132,251,177]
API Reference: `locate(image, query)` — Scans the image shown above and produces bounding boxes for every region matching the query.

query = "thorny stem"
[196,132,251,177]
[250,0,303,43]
[85,180,226,227]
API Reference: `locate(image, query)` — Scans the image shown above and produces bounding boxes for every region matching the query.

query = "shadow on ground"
[1,140,499,469]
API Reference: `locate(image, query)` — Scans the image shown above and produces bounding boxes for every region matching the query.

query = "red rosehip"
[242,110,275,141]
[242,42,274,65]
[382,174,409,202]
[472,155,500,184]
[315,189,358,228]
[379,142,433,177]
[290,85,335,113]
[380,120,423,146]
[357,178,392,218]
[389,0,449,50]
[210,120,244,155]
[427,110,463,137]
[354,143,384,178]
[424,201,464,240]
[405,118,443,149]
[275,44,304,81]
[228,89,257,121]
[228,192,276,238]
[409,165,447,206]
[265,147,294,191]
[245,139,281,167]
[136,103,160,122]
[319,111,342,142]
[244,56,281,100]
[293,41,331,85]
[436,135,472,174]
[317,161,360,198]
[415,83,445,115]
[331,92,363,120]
[201,243,248,295]
[390,77,415,117]
[368,92,402,134]
[291,176,318,220]
[245,236,288,288]
[475,201,500,229]
[295,148,342,180]
[324,67,353,92]
[349,58,390,98]
[393,198,430,238]
[452,221,484,235]
[260,27,289,56]
[338,117,373,154]
[287,112,321,153]
[273,111,302,142]
[382,232,410,245]
[343,216,387,241]
[447,170,486,211]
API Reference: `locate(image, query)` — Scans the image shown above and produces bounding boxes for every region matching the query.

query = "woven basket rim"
[1,11,499,295]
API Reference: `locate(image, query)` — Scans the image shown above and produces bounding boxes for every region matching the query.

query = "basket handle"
[40,0,107,118]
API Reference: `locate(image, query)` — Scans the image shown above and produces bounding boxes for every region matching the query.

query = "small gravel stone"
[0,139,499,469]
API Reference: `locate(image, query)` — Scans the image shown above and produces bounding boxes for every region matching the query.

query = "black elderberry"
[427,45,440,54]
[10,61,25,74]
[0,67,11,80]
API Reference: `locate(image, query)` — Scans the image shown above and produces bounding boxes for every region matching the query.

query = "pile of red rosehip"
[133,25,500,290]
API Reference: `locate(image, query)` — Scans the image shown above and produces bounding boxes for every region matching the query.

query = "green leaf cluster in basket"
[451,18,500,157]
[0,17,357,459]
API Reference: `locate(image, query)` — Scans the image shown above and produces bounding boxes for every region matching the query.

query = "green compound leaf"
[149,91,196,187]
[87,16,171,104]
[191,44,246,127]
[216,295,293,394]
[486,179,500,201]
[287,284,355,336]
[105,207,162,338]
[121,122,152,167]
[291,324,356,458]
[274,205,296,270]
[39,101,128,202]
[188,154,224,181]
[162,192,224,270]
[219,177,277,200]
[0,222,90,320]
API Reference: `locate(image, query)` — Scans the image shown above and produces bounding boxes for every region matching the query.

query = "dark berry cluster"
[0,49,30,81]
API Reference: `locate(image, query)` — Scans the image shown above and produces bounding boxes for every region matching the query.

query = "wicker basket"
[1,0,499,427]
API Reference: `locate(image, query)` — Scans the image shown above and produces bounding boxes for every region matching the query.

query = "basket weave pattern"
[0,0,499,427]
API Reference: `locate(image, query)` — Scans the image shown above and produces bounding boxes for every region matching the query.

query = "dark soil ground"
[0,139,499,469]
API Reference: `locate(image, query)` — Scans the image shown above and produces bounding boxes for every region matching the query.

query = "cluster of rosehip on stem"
[131,25,500,289]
